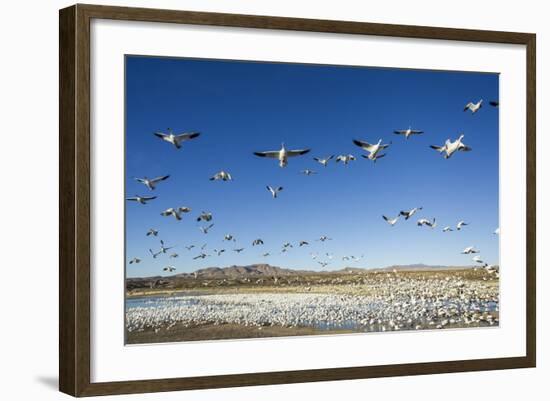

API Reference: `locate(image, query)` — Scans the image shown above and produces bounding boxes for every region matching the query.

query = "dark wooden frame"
[59,3,536,397]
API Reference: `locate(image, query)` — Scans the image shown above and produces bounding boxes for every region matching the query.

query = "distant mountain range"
[127,263,475,281]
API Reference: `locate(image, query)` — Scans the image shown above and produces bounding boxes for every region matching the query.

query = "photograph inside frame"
[124,55,500,345]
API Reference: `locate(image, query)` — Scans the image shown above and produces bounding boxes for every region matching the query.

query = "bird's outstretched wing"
[460,145,472,152]
[151,175,170,183]
[126,197,139,201]
[141,196,157,201]
[153,132,168,139]
[353,139,374,151]
[411,130,424,134]
[489,101,499,107]
[286,149,311,157]
[174,132,200,143]
[463,102,473,111]
[393,130,406,135]
[430,145,445,152]
[254,151,280,158]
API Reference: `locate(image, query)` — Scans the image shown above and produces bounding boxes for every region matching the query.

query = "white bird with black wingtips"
[393,126,423,139]
[266,185,283,198]
[464,99,483,114]
[382,215,400,226]
[430,134,472,159]
[254,143,311,168]
[153,128,200,149]
[353,139,391,163]
[135,175,170,190]
[126,195,157,204]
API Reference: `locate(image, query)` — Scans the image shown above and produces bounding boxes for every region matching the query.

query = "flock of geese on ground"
[127,98,499,275]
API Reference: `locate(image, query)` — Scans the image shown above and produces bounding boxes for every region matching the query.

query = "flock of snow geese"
[127,98,499,275]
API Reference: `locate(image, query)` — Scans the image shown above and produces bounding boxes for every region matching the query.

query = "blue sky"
[125,56,499,277]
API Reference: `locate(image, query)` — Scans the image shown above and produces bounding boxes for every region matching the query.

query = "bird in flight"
[252,239,264,246]
[400,207,423,220]
[210,170,233,181]
[382,215,400,226]
[461,246,479,254]
[224,234,235,242]
[443,226,453,232]
[318,236,332,242]
[163,266,176,272]
[149,248,161,259]
[153,129,200,149]
[335,154,356,165]
[254,143,311,168]
[159,240,173,254]
[417,218,436,228]
[393,127,424,139]
[199,223,215,234]
[266,186,283,198]
[146,228,159,237]
[301,169,317,176]
[464,99,483,113]
[430,134,472,159]
[126,195,157,205]
[313,155,334,167]
[196,211,213,222]
[353,139,391,163]
[233,248,245,253]
[299,240,309,247]
[456,221,469,230]
[160,207,191,221]
[134,175,170,190]
[193,253,209,260]
[128,257,141,264]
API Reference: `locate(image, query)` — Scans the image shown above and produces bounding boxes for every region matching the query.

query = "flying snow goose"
[193,253,209,260]
[210,170,233,181]
[129,257,141,264]
[214,249,225,256]
[266,185,283,198]
[163,266,176,272]
[252,239,264,246]
[126,195,157,205]
[382,215,400,226]
[301,169,317,175]
[135,175,170,190]
[224,234,235,242]
[146,228,158,236]
[254,143,311,168]
[160,206,191,221]
[461,246,479,254]
[430,134,472,159]
[282,242,293,249]
[299,240,309,247]
[457,221,469,230]
[233,248,245,253]
[199,223,214,234]
[169,253,179,259]
[400,207,423,220]
[149,248,161,259]
[353,139,391,163]
[262,252,270,257]
[472,255,485,264]
[185,245,195,251]
[318,236,332,242]
[196,211,213,222]
[335,154,356,165]
[464,99,483,113]
[442,226,453,232]
[393,127,424,139]
[313,155,335,167]
[417,218,436,228]
[153,129,200,149]
[318,261,329,268]
[159,240,173,254]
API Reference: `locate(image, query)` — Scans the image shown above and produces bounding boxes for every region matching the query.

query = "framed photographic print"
[59,4,536,397]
